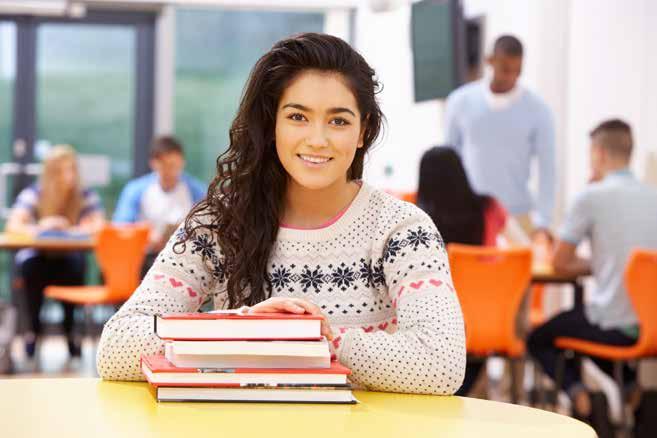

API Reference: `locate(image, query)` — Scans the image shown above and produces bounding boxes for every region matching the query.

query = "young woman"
[6,145,105,357]
[416,146,529,395]
[97,33,465,394]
